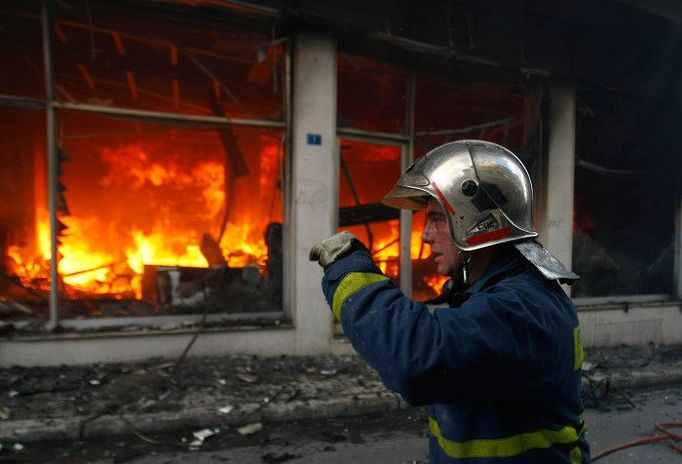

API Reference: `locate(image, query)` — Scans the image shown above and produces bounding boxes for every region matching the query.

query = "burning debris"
[1,131,448,322]
[0,7,466,325]
[1,131,286,319]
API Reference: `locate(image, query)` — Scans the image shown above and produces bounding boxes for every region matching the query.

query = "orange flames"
[5,139,276,301]
[423,274,450,294]
[4,136,447,306]
[345,215,447,300]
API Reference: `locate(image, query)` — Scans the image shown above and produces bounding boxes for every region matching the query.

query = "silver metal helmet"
[382,140,578,283]
[383,140,536,250]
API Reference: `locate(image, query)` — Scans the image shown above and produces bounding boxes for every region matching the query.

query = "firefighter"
[309,140,590,463]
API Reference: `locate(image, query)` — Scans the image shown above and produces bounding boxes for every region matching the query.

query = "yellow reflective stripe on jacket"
[331,272,389,320]
[569,445,583,464]
[573,326,584,372]
[428,417,582,459]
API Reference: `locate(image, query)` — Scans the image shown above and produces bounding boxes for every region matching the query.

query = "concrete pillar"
[290,34,337,354]
[540,86,576,290]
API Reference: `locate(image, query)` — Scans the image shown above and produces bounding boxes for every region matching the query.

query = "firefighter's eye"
[427,213,447,225]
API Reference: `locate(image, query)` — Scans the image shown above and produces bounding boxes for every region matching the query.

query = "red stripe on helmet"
[466,227,512,246]
[432,182,457,215]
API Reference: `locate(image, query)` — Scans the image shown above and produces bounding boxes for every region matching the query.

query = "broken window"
[2,105,285,321]
[337,53,409,134]
[55,113,284,317]
[573,90,675,297]
[53,1,285,120]
[413,76,542,160]
[0,1,44,99]
[0,107,47,320]
[0,1,288,322]
[338,140,402,280]
[337,50,542,301]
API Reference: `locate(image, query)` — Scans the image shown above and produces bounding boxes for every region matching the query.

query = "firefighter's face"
[421,199,462,277]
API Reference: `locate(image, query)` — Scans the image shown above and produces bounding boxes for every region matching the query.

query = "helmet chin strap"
[458,250,472,286]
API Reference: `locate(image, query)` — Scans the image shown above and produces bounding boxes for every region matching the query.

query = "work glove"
[309,231,364,269]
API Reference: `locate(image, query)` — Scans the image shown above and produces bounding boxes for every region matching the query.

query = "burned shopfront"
[1,0,681,365]
[1,1,289,325]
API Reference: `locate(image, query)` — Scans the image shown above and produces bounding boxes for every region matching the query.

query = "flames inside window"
[0,1,286,320]
[2,112,284,317]
[2,112,285,318]
[337,51,542,301]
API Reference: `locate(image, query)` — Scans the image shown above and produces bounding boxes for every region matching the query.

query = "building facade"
[1,0,680,365]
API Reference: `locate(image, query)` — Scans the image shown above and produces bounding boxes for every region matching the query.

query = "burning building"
[1,0,681,366]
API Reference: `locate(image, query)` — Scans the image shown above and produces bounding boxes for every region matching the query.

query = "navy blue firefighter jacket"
[320,247,590,463]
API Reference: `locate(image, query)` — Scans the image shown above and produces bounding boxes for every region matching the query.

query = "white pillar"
[540,86,576,292]
[290,34,337,354]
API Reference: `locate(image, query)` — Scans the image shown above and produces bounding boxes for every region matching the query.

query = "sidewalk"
[1,344,681,444]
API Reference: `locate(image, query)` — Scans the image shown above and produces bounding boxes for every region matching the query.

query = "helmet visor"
[382,185,432,210]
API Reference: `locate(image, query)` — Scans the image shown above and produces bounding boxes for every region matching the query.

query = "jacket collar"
[461,249,527,296]
[431,248,528,307]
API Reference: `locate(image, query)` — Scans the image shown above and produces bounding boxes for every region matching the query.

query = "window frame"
[0,1,292,329]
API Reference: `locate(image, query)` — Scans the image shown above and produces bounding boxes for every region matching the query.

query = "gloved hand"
[309,231,362,269]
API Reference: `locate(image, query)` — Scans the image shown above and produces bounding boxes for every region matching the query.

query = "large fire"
[5,138,274,302]
[5,136,446,309]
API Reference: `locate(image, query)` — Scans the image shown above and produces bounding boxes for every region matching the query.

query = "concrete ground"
[99,387,682,463]
[0,344,681,461]
[4,387,682,463]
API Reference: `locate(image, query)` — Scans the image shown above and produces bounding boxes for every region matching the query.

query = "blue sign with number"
[307,134,322,145]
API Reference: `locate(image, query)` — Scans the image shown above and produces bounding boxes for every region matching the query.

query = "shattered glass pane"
[338,140,401,281]
[53,2,285,120]
[0,107,48,321]
[3,110,285,318]
[0,1,44,99]
[414,76,542,160]
[337,53,409,134]
[572,90,675,297]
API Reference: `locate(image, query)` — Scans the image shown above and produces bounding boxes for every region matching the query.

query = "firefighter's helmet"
[383,140,536,251]
[382,139,579,283]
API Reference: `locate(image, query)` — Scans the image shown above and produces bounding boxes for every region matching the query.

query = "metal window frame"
[334,131,409,290]
[336,77,682,306]
[673,194,682,300]
[570,198,680,306]
[0,1,292,330]
[574,293,672,308]
[335,74,416,295]
[42,0,59,330]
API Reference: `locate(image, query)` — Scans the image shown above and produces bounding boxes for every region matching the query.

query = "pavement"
[1,343,681,446]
